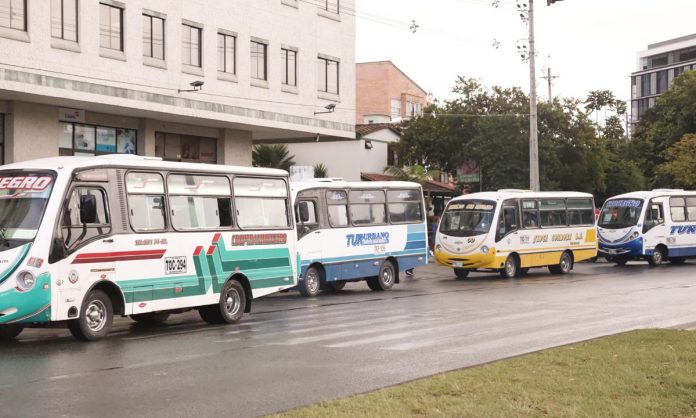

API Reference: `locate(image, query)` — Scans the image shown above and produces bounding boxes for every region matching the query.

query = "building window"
[155,132,217,164]
[317,57,339,94]
[99,3,123,51]
[182,24,201,67]
[321,0,339,13]
[640,74,651,97]
[656,70,668,95]
[390,99,401,119]
[51,0,78,41]
[217,32,236,74]
[143,14,164,60]
[59,122,137,156]
[0,0,26,31]
[251,41,267,80]
[281,48,296,86]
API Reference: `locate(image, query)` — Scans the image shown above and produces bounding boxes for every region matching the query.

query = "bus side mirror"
[79,194,97,224]
[298,202,310,223]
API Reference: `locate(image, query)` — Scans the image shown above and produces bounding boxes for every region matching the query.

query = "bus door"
[54,184,115,319]
[496,200,521,253]
[296,190,322,268]
[643,199,665,247]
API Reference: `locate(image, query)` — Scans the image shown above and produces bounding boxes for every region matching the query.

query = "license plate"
[452,261,463,267]
[165,257,187,274]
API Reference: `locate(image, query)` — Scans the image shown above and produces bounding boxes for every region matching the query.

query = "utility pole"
[541,67,559,101]
[528,0,539,191]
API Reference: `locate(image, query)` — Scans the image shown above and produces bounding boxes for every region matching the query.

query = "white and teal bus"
[0,155,297,341]
[598,189,696,266]
[291,180,428,296]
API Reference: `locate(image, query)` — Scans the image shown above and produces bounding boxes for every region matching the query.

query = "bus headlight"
[481,246,490,254]
[629,231,640,241]
[16,270,36,291]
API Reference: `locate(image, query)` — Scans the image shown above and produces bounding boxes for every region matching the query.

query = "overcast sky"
[356,0,696,105]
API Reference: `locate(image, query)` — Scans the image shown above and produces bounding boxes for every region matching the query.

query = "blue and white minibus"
[598,189,696,266]
[291,180,428,296]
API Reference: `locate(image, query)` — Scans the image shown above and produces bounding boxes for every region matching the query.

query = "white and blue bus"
[291,180,428,296]
[0,155,297,341]
[598,189,696,266]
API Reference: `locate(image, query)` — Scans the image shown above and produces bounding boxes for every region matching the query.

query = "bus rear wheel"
[367,260,396,291]
[200,280,247,325]
[549,252,573,275]
[298,266,322,297]
[0,325,24,341]
[454,268,470,279]
[500,255,518,279]
[68,290,113,341]
[131,312,170,326]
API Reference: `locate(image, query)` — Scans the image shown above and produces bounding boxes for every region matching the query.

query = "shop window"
[155,132,217,163]
[59,122,136,156]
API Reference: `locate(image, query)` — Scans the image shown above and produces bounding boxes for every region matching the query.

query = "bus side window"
[61,187,111,251]
[496,205,518,242]
[296,200,319,238]
[644,201,664,232]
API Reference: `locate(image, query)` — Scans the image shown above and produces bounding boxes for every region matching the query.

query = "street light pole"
[528,0,540,191]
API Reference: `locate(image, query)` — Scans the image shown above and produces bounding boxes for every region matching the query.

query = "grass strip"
[274,329,696,418]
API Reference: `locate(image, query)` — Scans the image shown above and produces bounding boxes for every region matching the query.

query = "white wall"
[285,140,362,181]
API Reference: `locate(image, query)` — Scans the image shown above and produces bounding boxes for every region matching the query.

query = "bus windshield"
[599,198,643,229]
[0,171,55,249]
[440,200,496,237]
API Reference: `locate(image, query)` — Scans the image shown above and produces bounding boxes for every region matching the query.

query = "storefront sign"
[58,108,85,123]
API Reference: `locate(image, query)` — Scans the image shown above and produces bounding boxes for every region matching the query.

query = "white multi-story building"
[631,33,696,126]
[0,0,355,165]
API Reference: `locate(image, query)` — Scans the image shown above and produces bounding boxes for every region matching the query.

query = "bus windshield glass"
[0,171,55,248]
[440,200,496,237]
[599,198,643,229]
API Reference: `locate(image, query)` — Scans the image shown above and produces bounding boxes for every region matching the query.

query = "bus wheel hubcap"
[225,289,240,315]
[86,301,106,332]
[382,267,393,285]
[307,272,319,293]
[561,255,570,271]
[506,260,515,276]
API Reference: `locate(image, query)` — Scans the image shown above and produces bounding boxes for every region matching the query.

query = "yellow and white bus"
[0,155,297,341]
[434,190,597,278]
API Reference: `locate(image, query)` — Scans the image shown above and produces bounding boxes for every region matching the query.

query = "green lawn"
[274,330,696,418]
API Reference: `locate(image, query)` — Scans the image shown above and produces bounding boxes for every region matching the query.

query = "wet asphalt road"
[2,260,696,417]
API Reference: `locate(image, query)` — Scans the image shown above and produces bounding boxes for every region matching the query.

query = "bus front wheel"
[647,247,666,267]
[367,260,396,291]
[500,256,518,279]
[68,290,113,341]
[0,325,24,341]
[298,266,322,297]
[454,268,470,279]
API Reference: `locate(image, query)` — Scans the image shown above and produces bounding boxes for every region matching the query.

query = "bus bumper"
[598,237,643,258]
[434,249,498,269]
[0,273,51,325]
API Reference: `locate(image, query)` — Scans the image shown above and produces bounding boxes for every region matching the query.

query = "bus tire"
[549,251,573,275]
[367,260,396,291]
[647,247,666,266]
[669,257,686,265]
[454,268,470,279]
[200,280,247,325]
[298,266,322,297]
[68,290,113,341]
[130,312,170,326]
[500,255,518,279]
[327,281,346,292]
[0,325,24,341]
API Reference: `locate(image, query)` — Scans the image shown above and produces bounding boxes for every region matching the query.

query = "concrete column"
[138,118,157,157]
[6,101,60,163]
[218,128,252,166]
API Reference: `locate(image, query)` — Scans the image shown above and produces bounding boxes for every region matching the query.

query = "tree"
[313,163,328,178]
[655,134,696,189]
[252,144,295,171]
[631,71,696,186]
[383,164,439,183]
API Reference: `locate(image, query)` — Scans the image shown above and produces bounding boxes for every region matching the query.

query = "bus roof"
[604,189,696,201]
[291,180,423,192]
[449,190,594,202]
[0,155,289,177]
